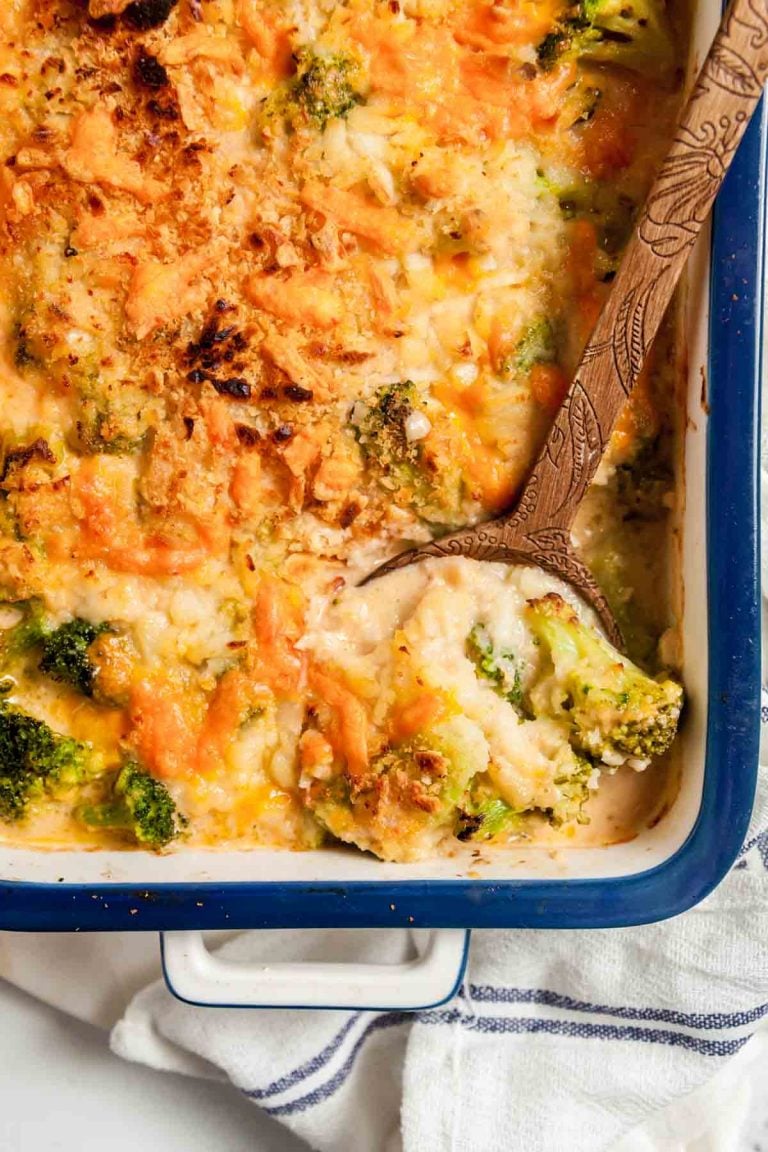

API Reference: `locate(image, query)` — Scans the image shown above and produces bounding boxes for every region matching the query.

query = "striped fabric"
[112,746,768,1152]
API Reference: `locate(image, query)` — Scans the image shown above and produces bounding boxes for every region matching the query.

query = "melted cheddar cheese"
[0,0,685,857]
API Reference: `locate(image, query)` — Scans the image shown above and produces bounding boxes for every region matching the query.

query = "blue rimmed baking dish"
[0,5,763,1011]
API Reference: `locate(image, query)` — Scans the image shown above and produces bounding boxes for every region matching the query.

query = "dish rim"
[0,98,763,934]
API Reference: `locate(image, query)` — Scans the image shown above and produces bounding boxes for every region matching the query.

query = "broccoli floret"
[0,607,116,699]
[12,309,46,371]
[525,593,683,766]
[293,49,360,129]
[356,381,419,487]
[261,48,362,135]
[13,321,37,370]
[456,777,522,842]
[354,381,461,522]
[551,750,596,825]
[71,398,147,456]
[537,0,675,78]
[537,22,583,71]
[501,319,557,378]
[0,599,50,663]
[39,618,111,697]
[0,702,94,821]
[79,762,184,849]
[72,419,145,457]
[356,381,435,509]
[458,749,595,839]
[466,624,526,714]
[543,176,636,279]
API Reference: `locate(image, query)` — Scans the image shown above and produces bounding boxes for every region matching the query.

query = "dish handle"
[160,928,470,1010]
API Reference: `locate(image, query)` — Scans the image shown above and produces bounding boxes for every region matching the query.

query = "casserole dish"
[0,0,763,1009]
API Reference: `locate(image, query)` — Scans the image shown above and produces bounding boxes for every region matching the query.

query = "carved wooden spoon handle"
[509,0,768,538]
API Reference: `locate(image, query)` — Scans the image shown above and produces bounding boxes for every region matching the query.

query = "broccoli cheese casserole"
[0,0,686,859]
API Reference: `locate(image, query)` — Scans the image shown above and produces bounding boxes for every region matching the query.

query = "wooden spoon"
[364,0,768,648]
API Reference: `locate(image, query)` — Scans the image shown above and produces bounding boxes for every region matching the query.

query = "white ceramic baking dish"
[0,0,763,1010]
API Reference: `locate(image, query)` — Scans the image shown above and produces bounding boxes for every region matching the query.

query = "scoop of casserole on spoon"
[365,0,768,648]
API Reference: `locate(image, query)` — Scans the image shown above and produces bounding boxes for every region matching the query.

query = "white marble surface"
[746,1109,768,1150]
[0,980,305,1152]
[742,1059,768,1152]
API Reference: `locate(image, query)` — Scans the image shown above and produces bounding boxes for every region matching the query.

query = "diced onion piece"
[451,361,479,386]
[349,401,369,427]
[600,749,626,767]
[404,411,432,442]
[404,253,431,272]
[473,253,498,273]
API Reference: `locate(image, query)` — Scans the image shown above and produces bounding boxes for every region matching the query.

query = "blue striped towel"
[110,742,768,1152]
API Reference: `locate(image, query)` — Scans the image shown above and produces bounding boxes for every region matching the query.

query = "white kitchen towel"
[109,749,768,1152]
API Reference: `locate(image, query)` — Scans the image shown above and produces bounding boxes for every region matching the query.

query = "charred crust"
[133,48,169,89]
[185,313,253,398]
[122,0,178,31]
[282,384,314,403]
[146,98,178,120]
[211,377,251,399]
[235,423,261,447]
[339,502,361,528]
[455,812,482,842]
[1,438,56,482]
[88,14,119,32]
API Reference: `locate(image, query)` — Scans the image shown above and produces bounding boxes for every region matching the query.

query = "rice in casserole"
[0,0,685,857]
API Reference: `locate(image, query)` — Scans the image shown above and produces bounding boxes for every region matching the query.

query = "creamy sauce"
[299,557,680,858]
[0,0,686,859]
